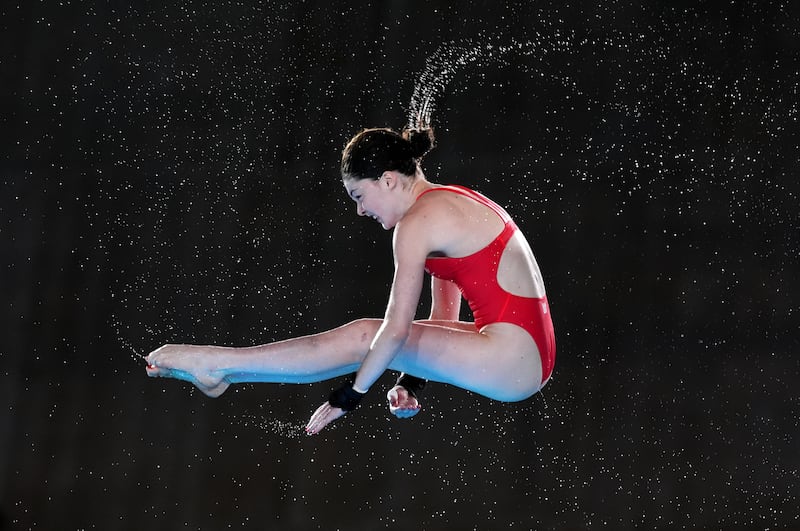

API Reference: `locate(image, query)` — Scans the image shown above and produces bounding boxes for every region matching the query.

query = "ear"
[380,171,397,189]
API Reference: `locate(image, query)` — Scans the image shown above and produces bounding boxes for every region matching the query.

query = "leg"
[387,320,474,418]
[146,318,543,402]
[389,321,543,402]
[146,319,381,396]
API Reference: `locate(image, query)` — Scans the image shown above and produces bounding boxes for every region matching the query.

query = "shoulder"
[401,187,466,235]
[393,189,465,256]
[409,186,469,221]
[391,207,436,260]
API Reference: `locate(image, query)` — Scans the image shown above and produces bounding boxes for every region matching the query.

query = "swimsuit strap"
[416,185,511,224]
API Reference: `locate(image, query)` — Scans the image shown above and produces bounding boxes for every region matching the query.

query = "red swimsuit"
[419,185,556,383]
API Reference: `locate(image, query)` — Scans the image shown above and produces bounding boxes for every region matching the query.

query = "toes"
[145,364,164,377]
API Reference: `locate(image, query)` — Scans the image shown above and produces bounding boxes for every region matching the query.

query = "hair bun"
[402,127,435,160]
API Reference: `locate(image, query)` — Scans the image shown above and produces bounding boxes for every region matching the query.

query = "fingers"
[387,387,400,408]
[305,402,345,435]
[387,386,422,419]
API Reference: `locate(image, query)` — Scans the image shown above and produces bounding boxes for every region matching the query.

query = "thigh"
[415,319,477,332]
[389,321,543,402]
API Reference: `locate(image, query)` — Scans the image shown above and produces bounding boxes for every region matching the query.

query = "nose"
[356,203,366,216]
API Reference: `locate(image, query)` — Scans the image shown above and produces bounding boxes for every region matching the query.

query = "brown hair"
[340,127,435,181]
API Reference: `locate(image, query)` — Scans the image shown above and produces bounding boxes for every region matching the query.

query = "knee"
[344,318,382,346]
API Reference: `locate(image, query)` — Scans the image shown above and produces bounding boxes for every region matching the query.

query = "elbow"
[383,321,411,345]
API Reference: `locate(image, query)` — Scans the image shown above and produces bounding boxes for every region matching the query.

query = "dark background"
[2,1,798,529]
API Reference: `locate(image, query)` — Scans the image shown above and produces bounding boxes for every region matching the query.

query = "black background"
[2,1,798,529]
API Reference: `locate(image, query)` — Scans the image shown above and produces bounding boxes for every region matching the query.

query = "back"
[415,185,556,383]
[415,185,545,300]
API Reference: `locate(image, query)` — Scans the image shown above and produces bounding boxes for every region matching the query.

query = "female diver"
[145,126,555,434]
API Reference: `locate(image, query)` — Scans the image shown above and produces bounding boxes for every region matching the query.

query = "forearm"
[352,326,408,392]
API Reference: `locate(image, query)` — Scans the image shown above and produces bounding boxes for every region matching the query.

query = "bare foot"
[387,385,421,419]
[145,344,230,397]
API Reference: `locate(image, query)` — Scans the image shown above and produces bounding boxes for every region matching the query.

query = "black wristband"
[396,373,427,399]
[328,383,365,411]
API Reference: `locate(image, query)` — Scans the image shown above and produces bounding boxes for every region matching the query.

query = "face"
[343,175,396,230]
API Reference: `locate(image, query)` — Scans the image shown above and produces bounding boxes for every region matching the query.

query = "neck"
[395,174,433,222]
[408,173,432,198]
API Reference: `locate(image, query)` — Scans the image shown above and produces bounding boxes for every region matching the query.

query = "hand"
[305,401,346,435]
[387,385,421,419]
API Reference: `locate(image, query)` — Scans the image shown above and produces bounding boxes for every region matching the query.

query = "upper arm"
[383,216,433,334]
